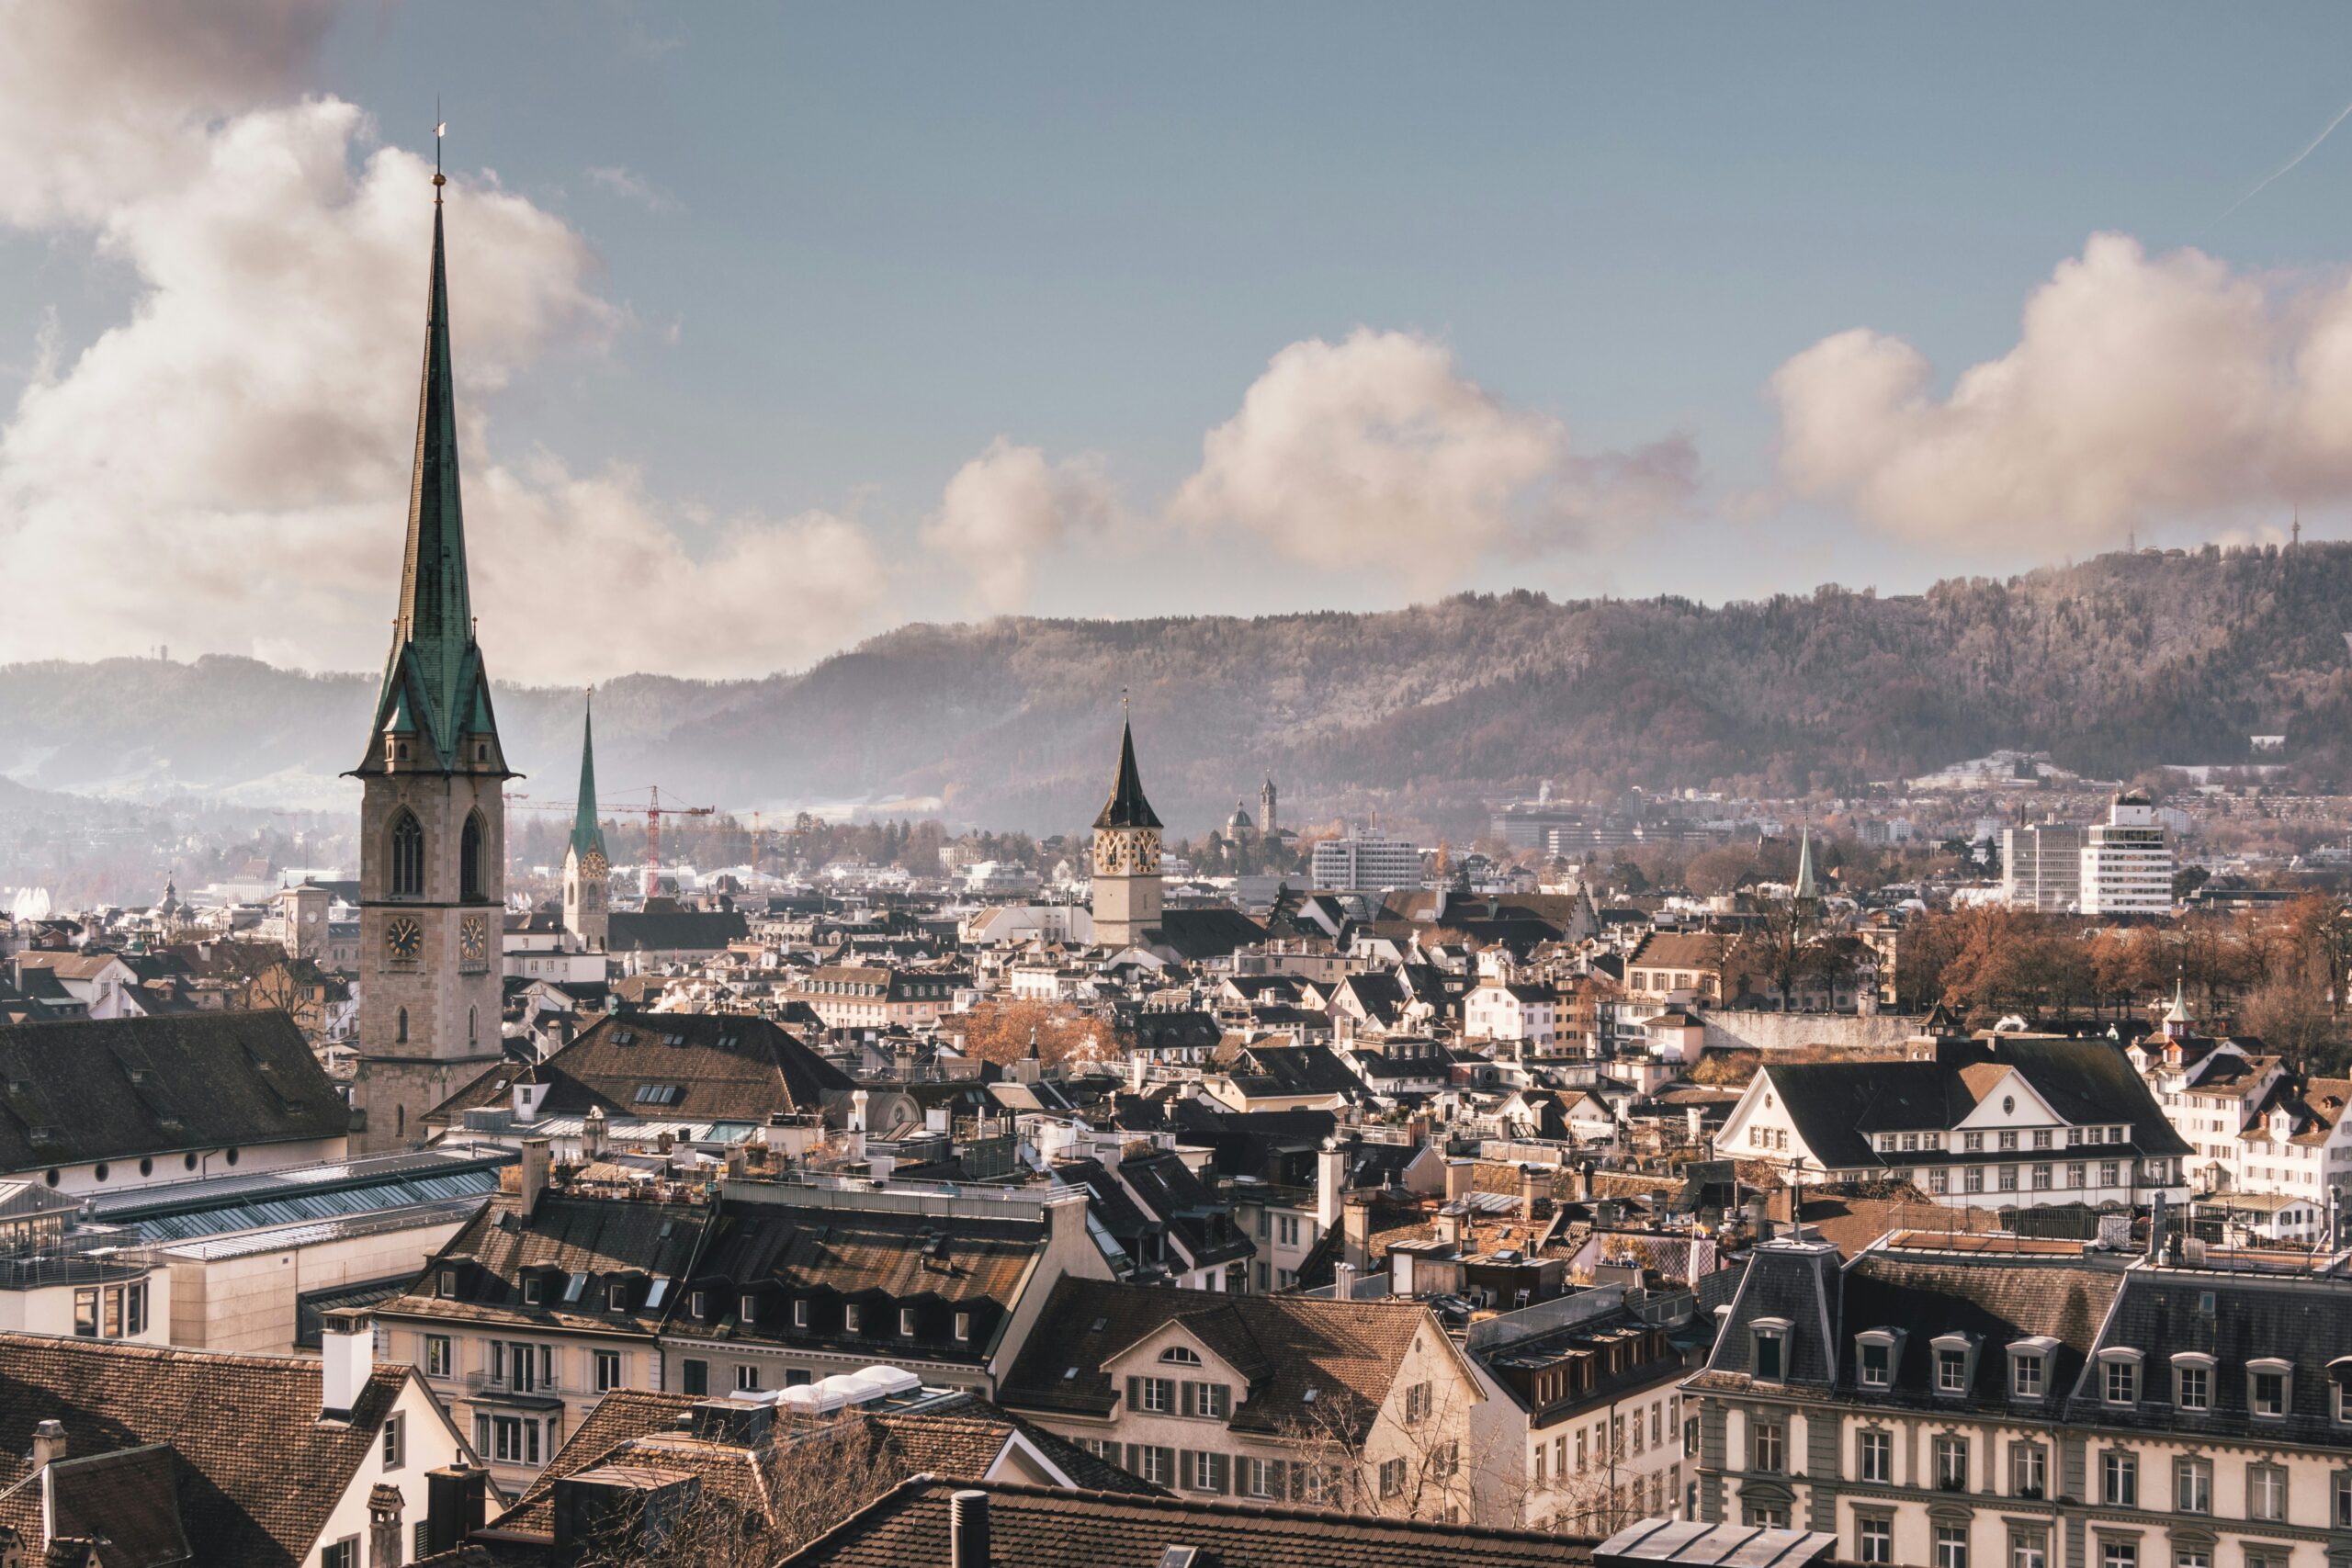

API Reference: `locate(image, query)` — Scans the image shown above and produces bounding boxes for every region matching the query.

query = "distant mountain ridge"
[4,546,2349,834]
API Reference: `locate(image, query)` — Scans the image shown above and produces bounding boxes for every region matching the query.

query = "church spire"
[1794,824,1817,902]
[571,693,606,861]
[1093,712,1161,830]
[357,152,503,776]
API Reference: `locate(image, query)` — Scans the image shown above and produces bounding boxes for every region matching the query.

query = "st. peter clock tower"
[347,160,514,1152]
[1090,709,1164,949]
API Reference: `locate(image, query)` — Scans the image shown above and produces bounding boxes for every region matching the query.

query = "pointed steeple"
[356,161,504,776]
[571,694,606,861]
[1093,714,1162,830]
[1794,825,1818,902]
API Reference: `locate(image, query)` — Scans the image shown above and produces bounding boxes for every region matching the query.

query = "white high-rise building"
[1310,831,1423,891]
[2000,821,2084,909]
[2078,789,2174,915]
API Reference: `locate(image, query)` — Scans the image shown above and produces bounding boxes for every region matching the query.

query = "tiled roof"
[379,1192,707,1336]
[777,1477,1600,1567]
[0,1011,349,1170]
[426,1011,850,1128]
[0,1330,409,1567]
[1148,908,1268,961]
[1001,1278,1431,1442]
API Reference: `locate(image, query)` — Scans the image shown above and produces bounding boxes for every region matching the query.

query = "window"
[2098,1543,2134,1568]
[1752,1417,1783,1473]
[2012,1353,2044,1399]
[486,1415,541,1465]
[2101,1449,2137,1507]
[2011,1532,2047,1568]
[2248,1461,2287,1522]
[2010,1441,2046,1498]
[1999,1166,2019,1191]
[682,1359,707,1396]
[389,812,424,898]
[1860,1519,1894,1564]
[1403,1382,1432,1425]
[2100,1159,2120,1187]
[1379,1457,1408,1499]
[1189,1382,1229,1419]
[2334,1470,2352,1530]
[1937,1525,1969,1568]
[954,1311,971,1342]
[1184,1450,1229,1494]
[322,1540,359,1568]
[2104,1357,2137,1405]
[425,1336,451,1378]
[1936,1434,1970,1490]
[1964,1132,1984,1152]
[1860,1428,1891,1483]
[1965,1168,1985,1193]
[1860,1339,1892,1388]
[595,1350,622,1392]
[2174,1359,2210,1411]
[1999,1130,2018,1151]
[899,1307,918,1337]
[381,1412,405,1471]
[1240,1457,1282,1499]
[844,1304,862,1333]
[460,812,485,901]
[608,1282,628,1312]
[2031,1163,2052,1190]
[1937,1347,1969,1393]
[2248,1362,2289,1418]
[736,1364,761,1392]
[1131,1376,1174,1414]
[2067,1162,2086,1188]
[2172,1455,2210,1514]
[523,1278,542,1305]
[1752,1325,1786,1381]
[2032,1129,2052,1150]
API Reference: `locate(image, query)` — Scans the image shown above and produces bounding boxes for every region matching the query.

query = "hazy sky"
[7,2,2352,681]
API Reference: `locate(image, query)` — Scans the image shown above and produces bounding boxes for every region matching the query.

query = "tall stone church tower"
[347,170,514,1153]
[562,696,609,951]
[1091,713,1163,948]
[1260,775,1278,837]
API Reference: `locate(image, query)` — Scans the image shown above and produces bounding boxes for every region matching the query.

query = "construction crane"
[505,785,718,892]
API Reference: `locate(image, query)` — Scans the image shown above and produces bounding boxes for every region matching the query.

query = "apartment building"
[2079,792,2175,916]
[2002,823,2086,911]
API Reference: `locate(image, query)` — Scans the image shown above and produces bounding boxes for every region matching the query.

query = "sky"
[8,2,2352,682]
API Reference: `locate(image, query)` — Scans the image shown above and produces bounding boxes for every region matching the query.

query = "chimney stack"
[319,1306,374,1421]
[1342,1191,1374,1275]
[1443,1159,1474,1204]
[1316,1140,1347,1234]
[424,1465,490,1556]
[1335,1260,1358,1298]
[28,1419,64,1472]
[2147,1193,2169,1262]
[1519,1164,1548,1222]
[949,1489,991,1568]
[520,1137,552,1220]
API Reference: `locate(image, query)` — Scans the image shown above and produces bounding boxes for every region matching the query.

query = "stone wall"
[1699,1009,1928,1054]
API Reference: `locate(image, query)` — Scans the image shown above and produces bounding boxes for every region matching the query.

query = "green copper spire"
[571,694,606,861]
[356,167,504,776]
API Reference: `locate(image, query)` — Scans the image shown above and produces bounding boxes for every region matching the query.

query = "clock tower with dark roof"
[562,694,609,951]
[346,160,514,1152]
[1091,711,1163,949]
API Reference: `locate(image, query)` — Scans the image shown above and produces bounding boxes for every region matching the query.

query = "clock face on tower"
[385,916,423,964]
[582,849,607,880]
[459,914,489,965]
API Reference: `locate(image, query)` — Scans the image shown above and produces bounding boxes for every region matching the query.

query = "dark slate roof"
[379,1191,709,1336]
[1688,1241,1844,1387]
[1147,908,1266,960]
[426,1011,850,1127]
[2064,1267,2352,1443]
[0,1331,415,1568]
[1227,1044,1363,1100]
[0,1011,349,1169]
[1763,1037,2188,1170]
[1092,718,1161,831]
[605,908,751,953]
[780,1477,1599,1568]
[1109,1149,1256,1269]
[1831,1250,2120,1409]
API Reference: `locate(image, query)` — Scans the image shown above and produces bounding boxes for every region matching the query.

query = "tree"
[952,998,1095,1067]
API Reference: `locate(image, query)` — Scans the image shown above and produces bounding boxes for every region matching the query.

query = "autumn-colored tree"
[952,998,1096,1067]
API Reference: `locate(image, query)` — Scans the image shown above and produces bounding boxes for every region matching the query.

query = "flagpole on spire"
[434,101,447,198]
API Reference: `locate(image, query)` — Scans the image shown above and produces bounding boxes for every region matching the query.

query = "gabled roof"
[426,1011,849,1128]
[382,1190,708,1335]
[0,1331,415,1567]
[0,1012,349,1170]
[1091,718,1161,831]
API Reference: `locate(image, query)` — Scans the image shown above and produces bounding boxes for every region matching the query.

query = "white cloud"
[0,0,893,682]
[923,437,1117,614]
[586,164,677,212]
[1770,231,2352,548]
[1171,328,1695,583]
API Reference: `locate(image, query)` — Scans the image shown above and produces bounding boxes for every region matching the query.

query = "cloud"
[0,0,892,682]
[586,164,678,212]
[1770,231,2352,549]
[1170,328,1695,584]
[922,438,1118,614]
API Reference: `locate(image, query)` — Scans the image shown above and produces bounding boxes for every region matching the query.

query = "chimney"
[2147,1192,2169,1263]
[949,1488,991,1568]
[850,1089,869,1133]
[520,1137,552,1220]
[1334,1260,1358,1298]
[1341,1191,1374,1275]
[424,1466,490,1555]
[582,1105,607,1159]
[28,1419,64,1472]
[1316,1140,1347,1234]
[1519,1164,1548,1222]
[1443,1159,1474,1204]
[319,1306,374,1421]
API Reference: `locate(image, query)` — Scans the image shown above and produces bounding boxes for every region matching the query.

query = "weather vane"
[433,99,447,191]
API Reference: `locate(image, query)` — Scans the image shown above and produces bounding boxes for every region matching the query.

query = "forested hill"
[4,544,2350,834]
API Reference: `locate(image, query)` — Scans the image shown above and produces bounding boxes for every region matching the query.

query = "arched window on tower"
[460,811,486,902]
[396,1007,409,1044]
[390,811,425,897]
[469,1005,479,1046]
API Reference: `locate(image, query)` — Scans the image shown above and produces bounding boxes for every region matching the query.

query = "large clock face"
[385,916,423,963]
[459,914,489,964]
[582,849,608,880]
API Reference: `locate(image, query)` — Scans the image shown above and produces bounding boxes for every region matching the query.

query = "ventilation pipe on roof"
[319,1307,374,1422]
[949,1489,990,1568]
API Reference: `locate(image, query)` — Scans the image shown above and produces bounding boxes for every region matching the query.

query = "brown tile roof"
[425,1012,851,1128]
[0,1330,411,1567]
[0,1012,349,1170]
[778,1477,1599,1567]
[1000,1279,1433,1444]
[379,1192,707,1337]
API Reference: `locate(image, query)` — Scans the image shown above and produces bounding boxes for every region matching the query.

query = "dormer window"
[2100,1348,2142,1406]
[794,1299,809,1329]
[607,1281,627,1312]
[845,1303,863,1333]
[1855,1328,1902,1391]
[2247,1358,2291,1419]
[955,1311,971,1342]
[2171,1352,2213,1412]
[1751,1318,1790,1382]
[690,1291,707,1319]
[1932,1332,1978,1397]
[523,1277,543,1305]
[438,1269,457,1299]
[900,1307,918,1337]
[2008,1337,2056,1400]
[740,1294,759,1325]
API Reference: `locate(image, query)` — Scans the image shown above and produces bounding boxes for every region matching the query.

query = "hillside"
[4,545,2350,835]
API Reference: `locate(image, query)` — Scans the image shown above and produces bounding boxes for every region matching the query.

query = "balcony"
[461,1371,567,1410]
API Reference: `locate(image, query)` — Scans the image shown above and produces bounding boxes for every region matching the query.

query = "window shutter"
[1209,1452,1230,1493]
[1181,1381,1197,1417]
[1125,1442,1142,1474]
[1126,1375,1142,1410]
